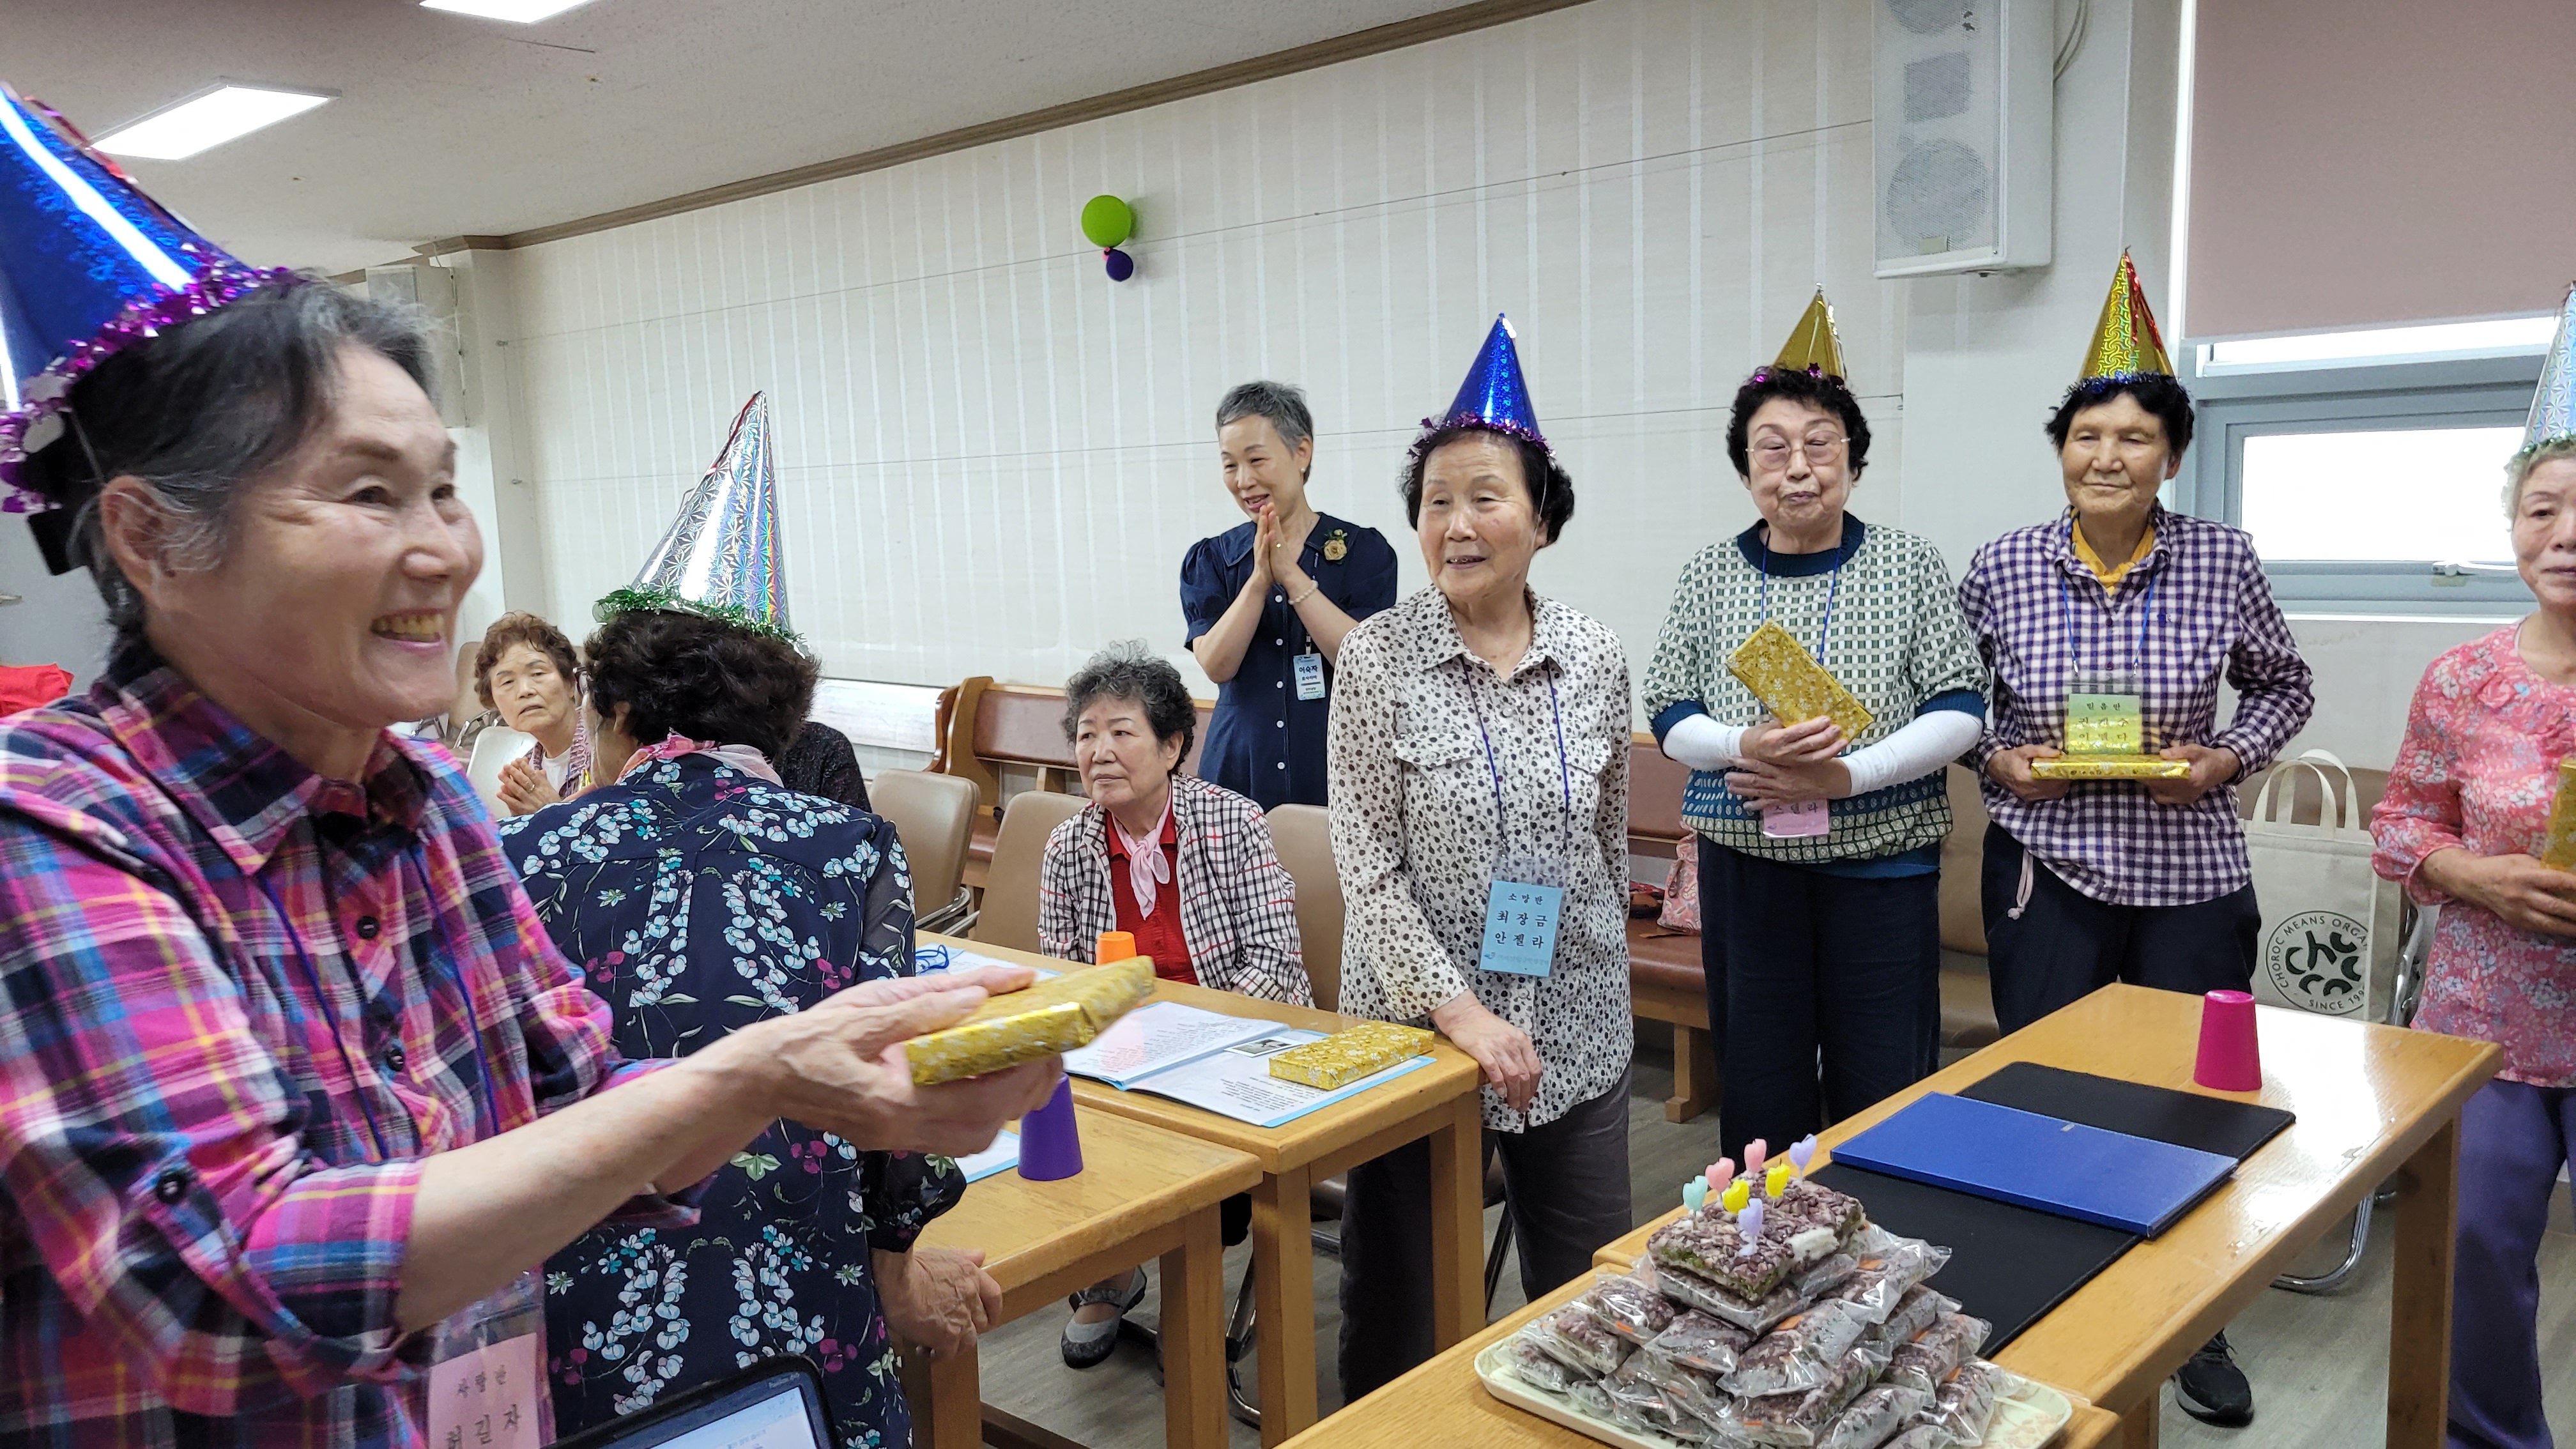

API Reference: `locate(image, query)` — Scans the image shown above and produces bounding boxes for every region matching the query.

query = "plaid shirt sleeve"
[1036,813,1096,962]
[1183,782,1311,1006]
[0,806,428,1413]
[2205,543,2315,778]
[1956,542,2009,772]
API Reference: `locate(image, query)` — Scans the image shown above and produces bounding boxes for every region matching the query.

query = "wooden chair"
[871,769,978,934]
[1263,804,1340,1011]
[967,789,1087,953]
[933,675,1214,891]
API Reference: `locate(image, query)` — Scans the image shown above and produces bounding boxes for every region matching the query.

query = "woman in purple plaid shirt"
[1955,275,2315,1422]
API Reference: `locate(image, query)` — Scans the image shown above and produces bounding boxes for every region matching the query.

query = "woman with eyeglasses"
[1641,293,1986,1161]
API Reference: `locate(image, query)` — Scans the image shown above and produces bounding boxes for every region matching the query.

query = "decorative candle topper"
[1744,1138,1768,1176]
[1788,1135,1818,1175]
[1706,1158,1736,1194]
[1682,1178,1708,1211]
[1765,1161,1792,1200]
[1721,1179,1752,1216]
[1735,1197,1765,1254]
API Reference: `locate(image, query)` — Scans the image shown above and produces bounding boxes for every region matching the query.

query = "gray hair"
[2505,436,2576,516]
[1062,641,1197,762]
[17,279,436,644]
[1215,380,1316,457]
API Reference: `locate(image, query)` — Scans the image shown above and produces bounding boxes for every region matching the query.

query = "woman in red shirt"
[1036,642,1310,1365]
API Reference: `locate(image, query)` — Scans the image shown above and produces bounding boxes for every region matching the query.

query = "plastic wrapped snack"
[1653,1257,1805,1335]
[1609,1354,1715,1441]
[1878,1427,1954,1449]
[1565,1378,1621,1423]
[1532,1302,1632,1377]
[1266,1020,1434,1089]
[1792,1252,1860,1301]
[1729,620,1874,743]
[1858,1287,1956,1354]
[1646,1309,1757,1376]
[1501,1328,1586,1395]
[1909,1360,2002,1446]
[1580,1269,1682,1345]
[1825,1230,1949,1325]
[1723,1304,1869,1398]
[1885,1314,1991,1397]
[1630,1349,1736,1430]
[1772,1177,1869,1246]
[905,958,1154,1084]
[1650,1211,1802,1301]
[1726,1347,1887,1448]
[1816,1382,1933,1449]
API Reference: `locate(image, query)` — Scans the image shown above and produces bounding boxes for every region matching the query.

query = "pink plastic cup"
[2193,990,2263,1092]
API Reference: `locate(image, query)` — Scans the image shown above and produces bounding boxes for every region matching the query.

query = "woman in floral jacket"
[504,606,1000,1448]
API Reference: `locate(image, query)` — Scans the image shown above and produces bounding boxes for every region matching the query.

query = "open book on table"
[1062,1000,1432,1128]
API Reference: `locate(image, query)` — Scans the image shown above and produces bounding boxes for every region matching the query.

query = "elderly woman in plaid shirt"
[1036,641,1309,1365]
[1956,259,2313,1426]
[0,277,1056,1447]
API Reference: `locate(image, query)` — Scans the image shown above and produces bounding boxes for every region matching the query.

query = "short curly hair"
[583,609,818,760]
[2044,374,2196,459]
[1062,641,1197,761]
[1398,425,1576,544]
[474,613,581,711]
[1727,368,1873,479]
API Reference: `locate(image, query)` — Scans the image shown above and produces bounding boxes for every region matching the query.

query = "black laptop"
[550,1356,832,1449]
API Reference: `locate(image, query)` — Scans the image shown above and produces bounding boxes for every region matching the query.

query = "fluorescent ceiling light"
[2205,316,2557,371]
[94,84,334,161]
[420,0,602,20]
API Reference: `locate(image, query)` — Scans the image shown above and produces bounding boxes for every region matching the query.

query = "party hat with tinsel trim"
[1771,287,1848,381]
[597,392,797,643]
[1422,314,1547,450]
[2076,249,2175,383]
[2520,285,2576,462]
[0,84,297,516]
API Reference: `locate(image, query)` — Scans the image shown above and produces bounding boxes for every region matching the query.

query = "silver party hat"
[2522,285,2576,462]
[599,392,794,641]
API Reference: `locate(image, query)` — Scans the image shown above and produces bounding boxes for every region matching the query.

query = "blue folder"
[1828,1092,2238,1237]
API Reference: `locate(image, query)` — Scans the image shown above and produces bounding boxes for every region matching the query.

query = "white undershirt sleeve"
[1837,709,1984,797]
[1660,712,1747,772]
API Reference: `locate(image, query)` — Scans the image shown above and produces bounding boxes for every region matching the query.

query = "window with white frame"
[2177,321,2549,615]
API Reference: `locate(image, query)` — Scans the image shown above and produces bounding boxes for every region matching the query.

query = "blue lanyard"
[1758,532,1845,668]
[1463,667,1574,862]
[2057,520,2159,682]
[252,845,505,1165]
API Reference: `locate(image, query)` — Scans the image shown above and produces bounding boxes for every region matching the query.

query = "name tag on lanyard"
[1480,879,1563,976]
[1294,650,1327,701]
[427,1270,546,1449]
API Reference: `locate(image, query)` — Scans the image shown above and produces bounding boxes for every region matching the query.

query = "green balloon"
[1080,194,1134,249]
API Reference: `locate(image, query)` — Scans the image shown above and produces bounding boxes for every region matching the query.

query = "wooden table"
[923,933,1489,1445]
[1275,1259,2125,1449]
[1591,984,2499,1449]
[903,1105,1261,1449]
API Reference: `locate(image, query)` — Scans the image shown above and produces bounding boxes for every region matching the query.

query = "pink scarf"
[1110,799,1174,917]
[621,732,784,785]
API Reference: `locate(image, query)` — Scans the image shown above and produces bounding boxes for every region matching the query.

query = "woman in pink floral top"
[2370,436,2576,1449]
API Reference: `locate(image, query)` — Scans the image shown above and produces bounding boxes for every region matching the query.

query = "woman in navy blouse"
[1181,381,1399,809]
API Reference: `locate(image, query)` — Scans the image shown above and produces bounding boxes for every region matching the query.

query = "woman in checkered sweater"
[1641,357,1986,1162]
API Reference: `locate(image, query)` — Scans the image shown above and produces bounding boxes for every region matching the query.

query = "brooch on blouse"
[1322,528,1350,563]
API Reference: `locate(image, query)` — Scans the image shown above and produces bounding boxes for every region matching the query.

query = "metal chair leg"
[1224,1259,1261,1427]
[2274,1192,2373,1294]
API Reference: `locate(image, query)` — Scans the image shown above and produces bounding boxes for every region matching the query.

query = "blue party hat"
[597,392,797,643]
[2521,285,2576,461]
[1424,314,1547,450]
[0,85,295,508]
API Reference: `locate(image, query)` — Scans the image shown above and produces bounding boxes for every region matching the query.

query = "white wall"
[507,0,1897,703]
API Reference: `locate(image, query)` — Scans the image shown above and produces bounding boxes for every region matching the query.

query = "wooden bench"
[930,676,1211,891]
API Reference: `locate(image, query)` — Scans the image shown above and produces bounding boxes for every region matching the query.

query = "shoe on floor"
[2174,1331,2255,1427]
[1061,1272,1147,1368]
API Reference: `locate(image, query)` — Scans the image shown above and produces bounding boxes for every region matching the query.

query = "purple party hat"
[1422,314,1547,451]
[597,392,797,643]
[0,84,298,509]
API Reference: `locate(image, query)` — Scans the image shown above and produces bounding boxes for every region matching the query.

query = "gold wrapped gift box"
[905,958,1156,1085]
[1727,620,1874,742]
[2029,754,2193,780]
[1268,1021,1435,1091]
[2542,758,2576,870]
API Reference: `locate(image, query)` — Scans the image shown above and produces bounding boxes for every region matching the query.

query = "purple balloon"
[1104,247,1135,282]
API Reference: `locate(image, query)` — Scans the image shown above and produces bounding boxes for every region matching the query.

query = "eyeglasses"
[1752,436,1848,468]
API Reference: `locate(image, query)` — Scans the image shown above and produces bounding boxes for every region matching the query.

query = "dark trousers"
[2450,1078,2575,1449]
[1697,841,1942,1162]
[1336,1070,1634,1401]
[1979,824,2260,1036]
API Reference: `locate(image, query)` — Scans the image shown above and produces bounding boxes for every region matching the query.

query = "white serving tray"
[1473,1340,2079,1449]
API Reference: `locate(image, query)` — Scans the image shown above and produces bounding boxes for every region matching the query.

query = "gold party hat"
[2078,250,2175,381]
[1773,287,1847,381]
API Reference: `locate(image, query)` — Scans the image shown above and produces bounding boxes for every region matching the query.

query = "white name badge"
[1294,651,1328,701]
[1761,799,1830,838]
[427,1272,546,1449]
[1480,880,1563,977]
